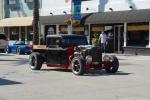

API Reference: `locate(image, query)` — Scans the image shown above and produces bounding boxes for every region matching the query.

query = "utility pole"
[33,0,39,45]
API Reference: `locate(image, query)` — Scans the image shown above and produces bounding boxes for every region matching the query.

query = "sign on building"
[72,0,81,20]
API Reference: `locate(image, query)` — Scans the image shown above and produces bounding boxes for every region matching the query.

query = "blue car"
[5,41,32,54]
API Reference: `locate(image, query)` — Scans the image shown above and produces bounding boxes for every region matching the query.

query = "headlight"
[86,55,92,63]
[103,55,111,61]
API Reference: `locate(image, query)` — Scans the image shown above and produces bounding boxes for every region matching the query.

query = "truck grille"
[89,47,102,62]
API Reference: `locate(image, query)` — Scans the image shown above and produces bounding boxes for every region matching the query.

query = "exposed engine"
[74,45,102,68]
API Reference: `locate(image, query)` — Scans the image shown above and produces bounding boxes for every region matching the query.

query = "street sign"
[72,0,81,20]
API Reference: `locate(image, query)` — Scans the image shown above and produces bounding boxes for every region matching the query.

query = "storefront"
[127,23,149,47]
[0,17,33,43]
[123,22,150,55]
[39,9,150,54]
[84,9,150,54]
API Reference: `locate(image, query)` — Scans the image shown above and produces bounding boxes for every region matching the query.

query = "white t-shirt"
[99,33,107,43]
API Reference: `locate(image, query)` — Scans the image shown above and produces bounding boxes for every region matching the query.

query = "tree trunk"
[33,0,39,45]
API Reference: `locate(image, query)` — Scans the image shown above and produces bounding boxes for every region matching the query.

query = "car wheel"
[5,47,10,54]
[71,57,85,75]
[103,55,119,73]
[1,49,5,53]
[17,48,21,55]
[29,52,43,70]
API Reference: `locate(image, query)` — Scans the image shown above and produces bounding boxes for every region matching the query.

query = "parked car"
[5,41,32,54]
[0,33,8,52]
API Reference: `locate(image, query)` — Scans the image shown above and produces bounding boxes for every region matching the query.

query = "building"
[0,0,38,42]
[0,0,3,19]
[0,0,3,32]
[0,0,150,54]
[40,0,150,54]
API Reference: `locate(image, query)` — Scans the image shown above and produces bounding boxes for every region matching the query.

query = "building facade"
[0,0,3,32]
[0,0,150,54]
[39,0,150,54]
[0,0,41,43]
[0,0,3,19]
[41,0,150,16]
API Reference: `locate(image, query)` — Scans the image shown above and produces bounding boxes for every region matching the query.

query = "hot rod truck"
[29,34,119,75]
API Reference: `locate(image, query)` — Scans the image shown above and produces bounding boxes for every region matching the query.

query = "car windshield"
[15,41,25,45]
[62,36,88,48]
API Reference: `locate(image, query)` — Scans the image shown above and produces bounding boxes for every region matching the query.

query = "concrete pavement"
[0,53,150,100]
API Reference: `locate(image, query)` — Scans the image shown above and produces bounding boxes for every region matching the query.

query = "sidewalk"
[104,53,150,61]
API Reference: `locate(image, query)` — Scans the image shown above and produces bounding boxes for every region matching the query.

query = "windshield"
[46,37,61,47]
[62,36,88,48]
[15,41,25,45]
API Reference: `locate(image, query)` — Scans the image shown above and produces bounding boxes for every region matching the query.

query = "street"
[0,53,150,100]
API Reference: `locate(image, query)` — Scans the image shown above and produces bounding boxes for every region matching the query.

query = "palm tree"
[33,0,39,45]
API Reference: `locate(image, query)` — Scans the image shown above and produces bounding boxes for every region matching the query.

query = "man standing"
[99,31,107,53]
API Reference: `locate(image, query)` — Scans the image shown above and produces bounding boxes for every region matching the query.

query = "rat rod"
[29,34,119,75]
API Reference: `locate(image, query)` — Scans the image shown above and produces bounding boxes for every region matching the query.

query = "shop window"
[59,25,68,34]
[72,26,84,35]
[25,0,34,10]
[9,0,20,10]
[45,25,56,36]
[27,26,33,42]
[9,0,16,5]
[25,0,33,3]
[127,23,149,47]
[10,27,19,40]
[90,25,104,45]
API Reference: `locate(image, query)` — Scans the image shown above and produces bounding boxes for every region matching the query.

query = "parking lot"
[0,53,150,100]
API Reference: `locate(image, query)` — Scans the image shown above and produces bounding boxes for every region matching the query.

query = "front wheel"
[103,55,119,73]
[71,57,85,75]
[29,52,43,70]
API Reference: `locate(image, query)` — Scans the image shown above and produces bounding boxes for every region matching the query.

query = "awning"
[40,15,70,25]
[85,9,150,24]
[0,17,33,27]
[40,13,90,25]
[40,9,150,25]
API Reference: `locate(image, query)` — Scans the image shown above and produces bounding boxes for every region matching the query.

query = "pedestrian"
[99,31,107,53]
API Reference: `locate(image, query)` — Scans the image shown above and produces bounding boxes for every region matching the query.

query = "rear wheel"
[71,57,85,75]
[29,52,43,70]
[17,48,21,55]
[103,55,119,73]
[5,47,11,54]
[1,49,5,53]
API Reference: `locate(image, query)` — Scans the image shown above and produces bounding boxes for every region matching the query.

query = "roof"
[40,15,70,25]
[0,17,33,27]
[40,9,150,25]
[85,9,150,24]
[40,14,89,25]
[0,9,150,27]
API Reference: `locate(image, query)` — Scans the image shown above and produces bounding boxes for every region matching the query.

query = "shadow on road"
[0,78,22,86]
[0,59,29,66]
[84,71,133,76]
[0,59,27,61]
[40,68,132,76]
[0,53,15,56]
[40,68,70,72]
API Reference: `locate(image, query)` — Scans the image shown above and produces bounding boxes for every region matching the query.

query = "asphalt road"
[0,53,150,100]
